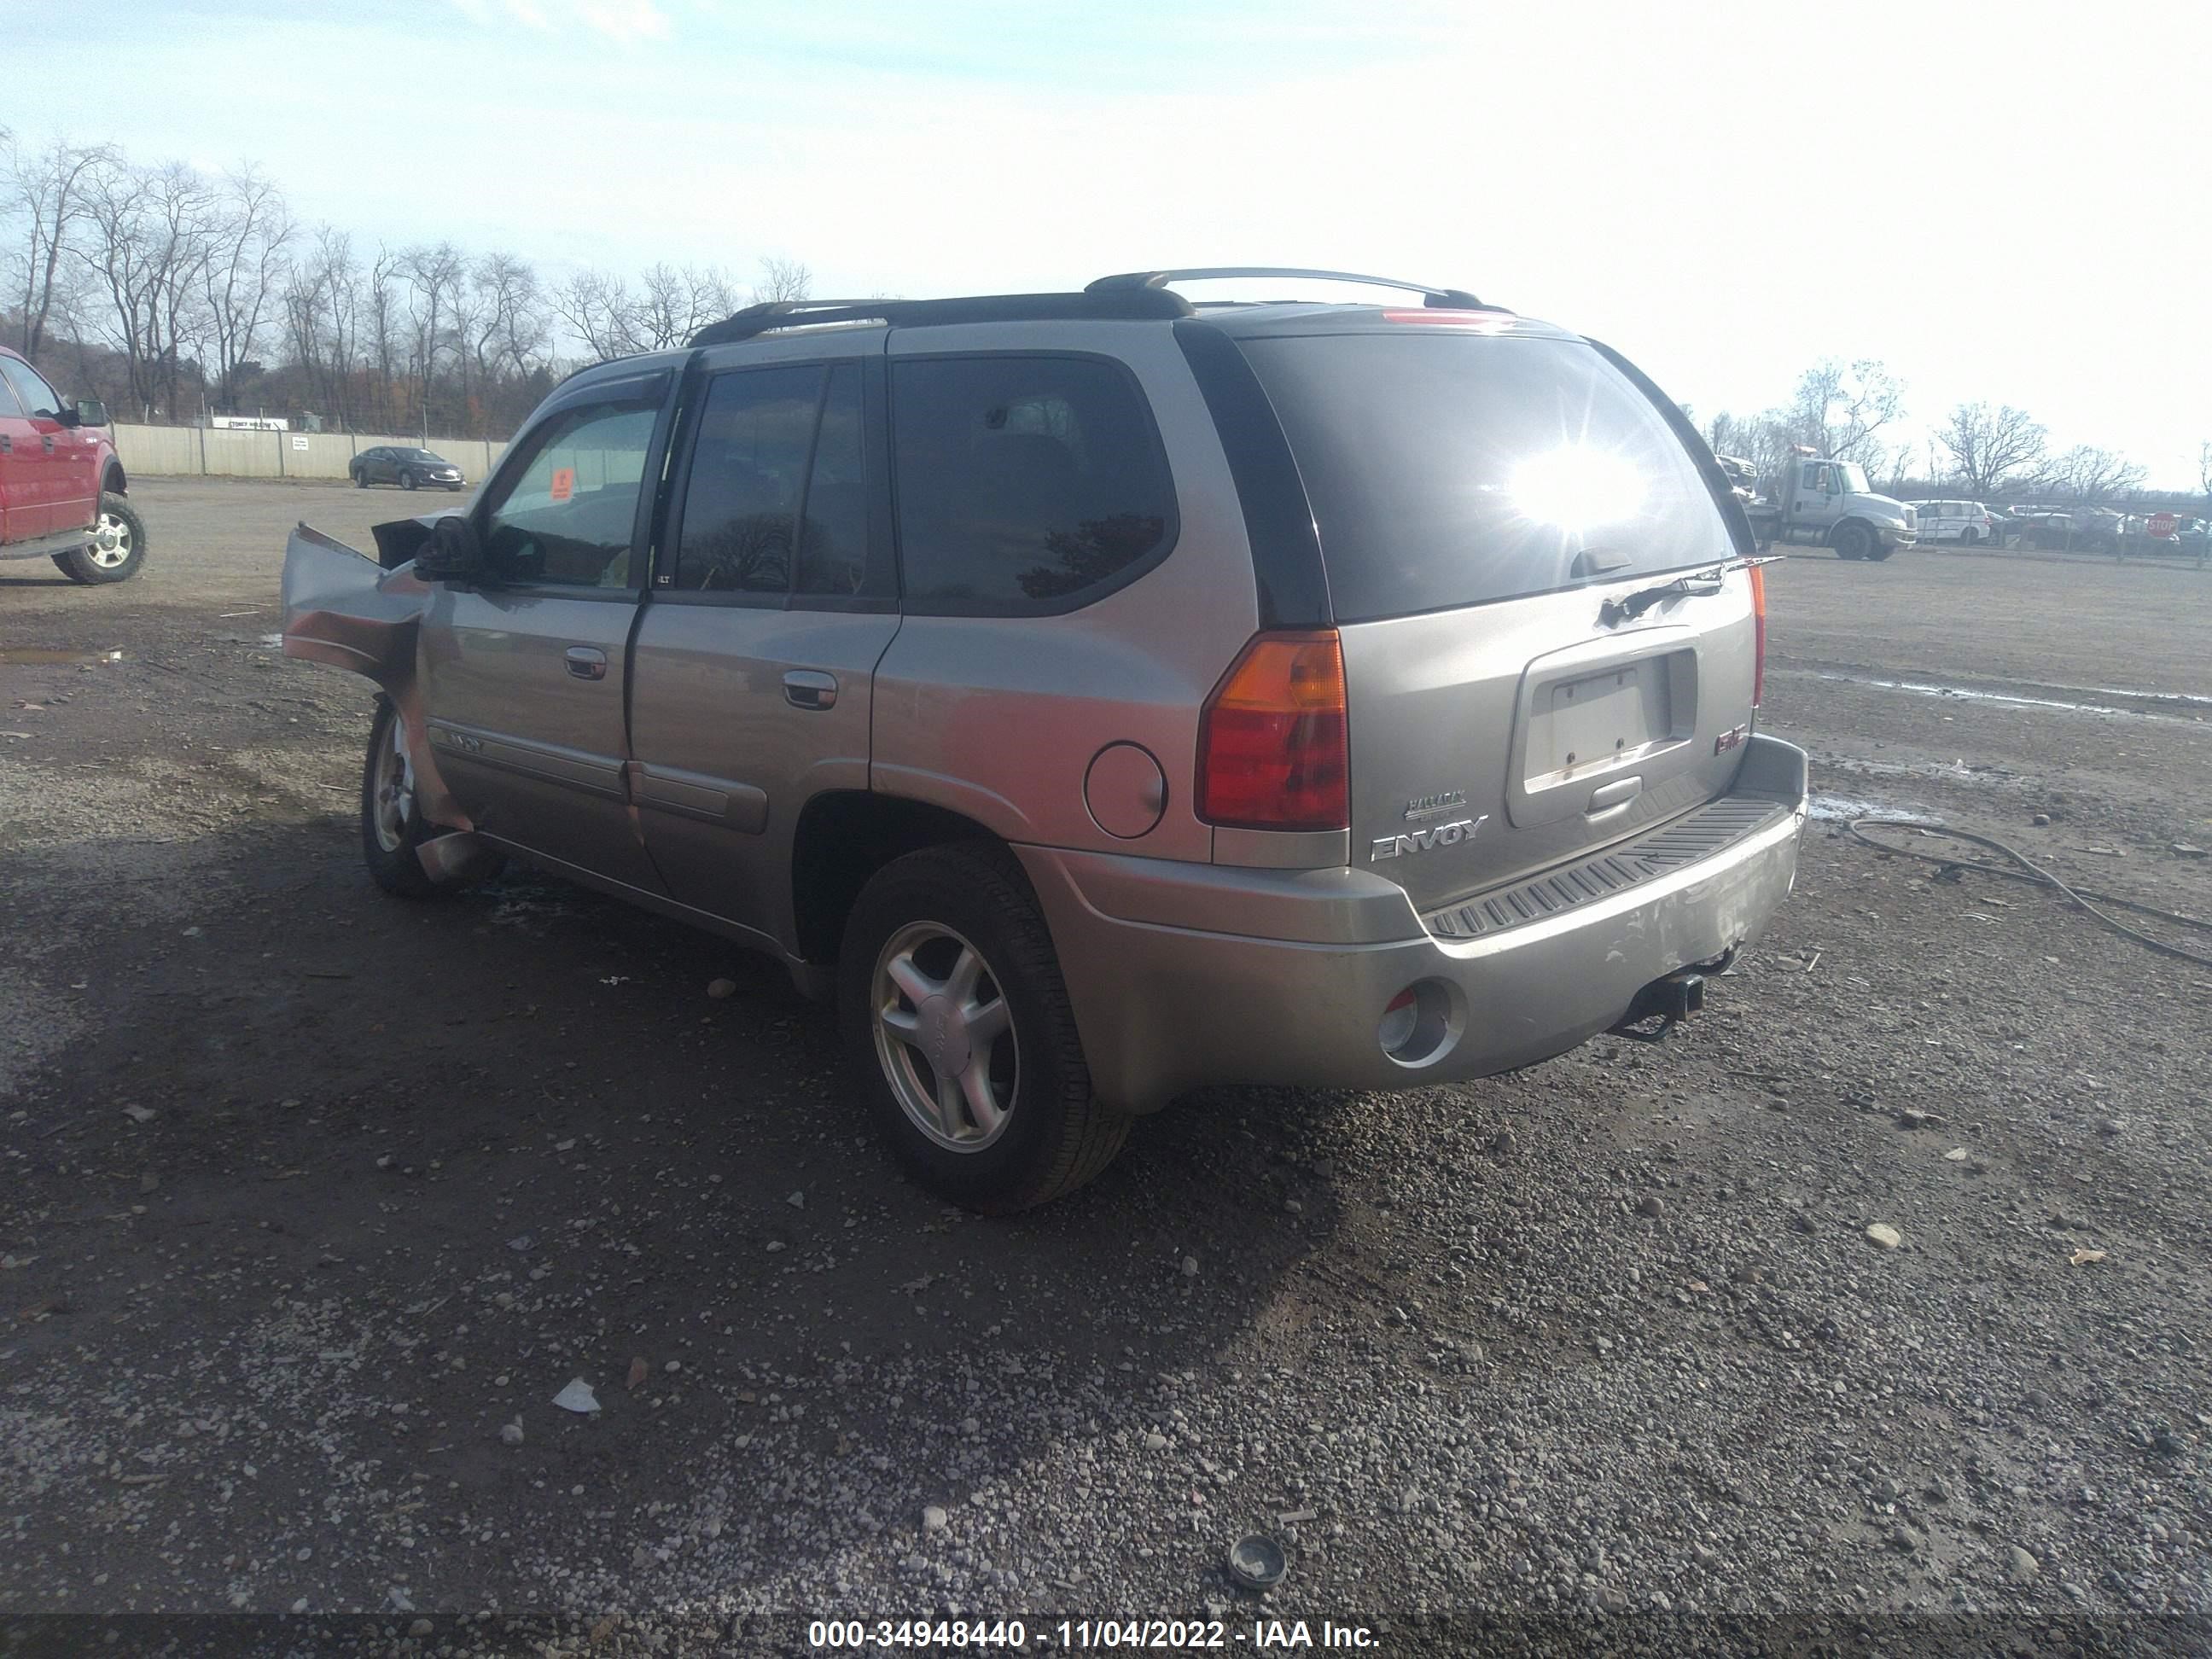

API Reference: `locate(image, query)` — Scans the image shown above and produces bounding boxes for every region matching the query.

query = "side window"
[1,358,63,420]
[481,400,659,589]
[1801,463,1830,494]
[890,355,1175,614]
[0,368,22,416]
[797,364,870,597]
[671,366,820,593]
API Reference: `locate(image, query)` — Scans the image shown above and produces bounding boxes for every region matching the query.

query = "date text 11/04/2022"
[805,1620,1380,1648]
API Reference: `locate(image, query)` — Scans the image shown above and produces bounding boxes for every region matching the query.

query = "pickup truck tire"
[841,843,1130,1214]
[52,493,147,585]
[1833,522,1875,562]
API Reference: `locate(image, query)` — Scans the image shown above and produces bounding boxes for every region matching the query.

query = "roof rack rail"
[688,288,1192,348]
[1086,266,1501,311]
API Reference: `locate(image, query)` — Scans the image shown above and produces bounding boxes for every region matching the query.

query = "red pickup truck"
[0,344,146,585]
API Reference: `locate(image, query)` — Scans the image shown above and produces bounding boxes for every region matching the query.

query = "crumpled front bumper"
[1017,736,1809,1115]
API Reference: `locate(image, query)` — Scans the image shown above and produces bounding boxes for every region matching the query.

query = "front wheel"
[839,844,1130,1213]
[53,493,147,585]
[1833,521,1875,562]
[352,467,368,488]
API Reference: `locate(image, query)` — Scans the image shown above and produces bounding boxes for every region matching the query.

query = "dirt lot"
[3,480,2209,1654]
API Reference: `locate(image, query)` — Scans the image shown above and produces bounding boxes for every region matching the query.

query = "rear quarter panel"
[869,323,1259,863]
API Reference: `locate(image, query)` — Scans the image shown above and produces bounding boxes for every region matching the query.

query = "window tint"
[797,364,870,597]
[0,357,62,420]
[672,366,819,593]
[1238,333,1734,621]
[482,400,658,589]
[891,356,1174,613]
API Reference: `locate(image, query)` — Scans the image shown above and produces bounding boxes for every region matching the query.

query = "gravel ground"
[3,482,2209,1656]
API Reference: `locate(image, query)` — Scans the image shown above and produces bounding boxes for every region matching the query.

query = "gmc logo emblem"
[1370,814,1489,861]
[1714,722,1749,755]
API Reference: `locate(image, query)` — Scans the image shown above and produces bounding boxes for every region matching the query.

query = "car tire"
[352,466,368,488]
[1834,522,1875,562]
[1959,527,1979,546]
[839,842,1130,1214]
[401,470,418,491]
[52,492,148,585]
[359,698,500,899]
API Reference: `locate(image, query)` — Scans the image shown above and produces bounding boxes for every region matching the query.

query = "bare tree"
[3,135,113,358]
[403,241,466,436]
[471,250,548,384]
[1937,402,2046,496]
[1706,410,1796,482]
[365,245,403,429]
[550,268,637,363]
[1786,358,1903,463]
[201,164,293,411]
[753,255,812,304]
[76,155,220,418]
[2046,445,2146,509]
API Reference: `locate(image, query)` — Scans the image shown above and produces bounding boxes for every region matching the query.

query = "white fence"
[111,424,509,486]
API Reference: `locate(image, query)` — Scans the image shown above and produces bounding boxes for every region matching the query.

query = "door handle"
[783,670,838,710]
[564,646,608,681]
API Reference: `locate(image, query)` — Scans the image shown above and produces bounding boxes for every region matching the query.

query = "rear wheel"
[839,844,1129,1213]
[1959,527,1979,546]
[1834,521,1875,562]
[400,470,418,491]
[53,493,147,585]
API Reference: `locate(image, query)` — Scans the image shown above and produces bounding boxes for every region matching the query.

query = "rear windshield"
[1240,333,1732,622]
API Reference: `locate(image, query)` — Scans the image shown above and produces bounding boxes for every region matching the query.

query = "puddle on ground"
[1809,792,1941,825]
[0,647,124,666]
[1816,672,2203,725]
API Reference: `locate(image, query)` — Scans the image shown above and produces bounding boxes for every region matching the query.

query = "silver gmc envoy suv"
[282,267,1808,1213]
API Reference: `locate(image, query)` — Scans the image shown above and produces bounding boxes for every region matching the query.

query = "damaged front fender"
[281,519,489,877]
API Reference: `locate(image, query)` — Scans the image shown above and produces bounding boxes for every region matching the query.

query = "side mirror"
[67,398,108,428]
[413,514,484,582]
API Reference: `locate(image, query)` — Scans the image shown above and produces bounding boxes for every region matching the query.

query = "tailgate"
[1231,323,1756,910]
[1340,575,1757,911]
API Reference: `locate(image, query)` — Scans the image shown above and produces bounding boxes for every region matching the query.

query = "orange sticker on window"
[549,466,575,503]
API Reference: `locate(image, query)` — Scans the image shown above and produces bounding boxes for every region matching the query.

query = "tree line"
[1703,361,2189,510]
[1,131,809,439]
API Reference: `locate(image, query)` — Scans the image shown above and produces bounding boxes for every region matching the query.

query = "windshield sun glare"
[1511,445,1648,533]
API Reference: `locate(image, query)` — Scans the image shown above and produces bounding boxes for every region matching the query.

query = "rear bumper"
[1018,735,1808,1114]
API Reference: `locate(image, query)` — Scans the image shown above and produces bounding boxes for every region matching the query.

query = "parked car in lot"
[350,445,467,491]
[283,268,1809,1212]
[0,343,146,584]
[1907,498,2000,545]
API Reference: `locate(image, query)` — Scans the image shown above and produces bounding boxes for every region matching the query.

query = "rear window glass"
[890,356,1175,614]
[1239,334,1732,621]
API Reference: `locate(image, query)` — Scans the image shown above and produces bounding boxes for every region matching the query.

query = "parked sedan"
[351,446,466,492]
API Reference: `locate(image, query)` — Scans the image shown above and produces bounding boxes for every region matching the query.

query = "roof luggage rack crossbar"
[688,288,1193,348]
[1085,267,1500,311]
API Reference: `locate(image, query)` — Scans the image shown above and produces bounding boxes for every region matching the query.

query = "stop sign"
[2149,512,2178,538]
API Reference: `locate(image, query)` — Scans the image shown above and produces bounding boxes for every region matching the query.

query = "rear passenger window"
[890,356,1175,614]
[672,366,821,593]
[797,365,870,597]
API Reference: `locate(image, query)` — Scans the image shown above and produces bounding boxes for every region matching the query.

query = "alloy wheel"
[870,921,1020,1151]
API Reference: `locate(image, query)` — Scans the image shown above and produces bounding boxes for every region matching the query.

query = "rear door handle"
[783,670,838,710]
[564,646,608,681]
[42,434,55,454]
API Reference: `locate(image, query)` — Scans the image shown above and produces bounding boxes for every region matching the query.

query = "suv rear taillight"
[1196,631,1348,831]
[1748,562,1767,707]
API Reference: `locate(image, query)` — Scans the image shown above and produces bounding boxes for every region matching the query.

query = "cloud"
[447,0,669,42]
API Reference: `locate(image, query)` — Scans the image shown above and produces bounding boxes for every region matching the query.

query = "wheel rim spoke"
[871,921,1019,1154]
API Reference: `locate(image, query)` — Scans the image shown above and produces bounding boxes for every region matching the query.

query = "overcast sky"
[14,0,2209,486]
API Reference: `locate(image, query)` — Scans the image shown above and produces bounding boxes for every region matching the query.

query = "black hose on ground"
[1847,818,2212,970]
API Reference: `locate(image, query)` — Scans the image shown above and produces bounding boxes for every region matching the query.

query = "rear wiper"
[1598,555,1780,627]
